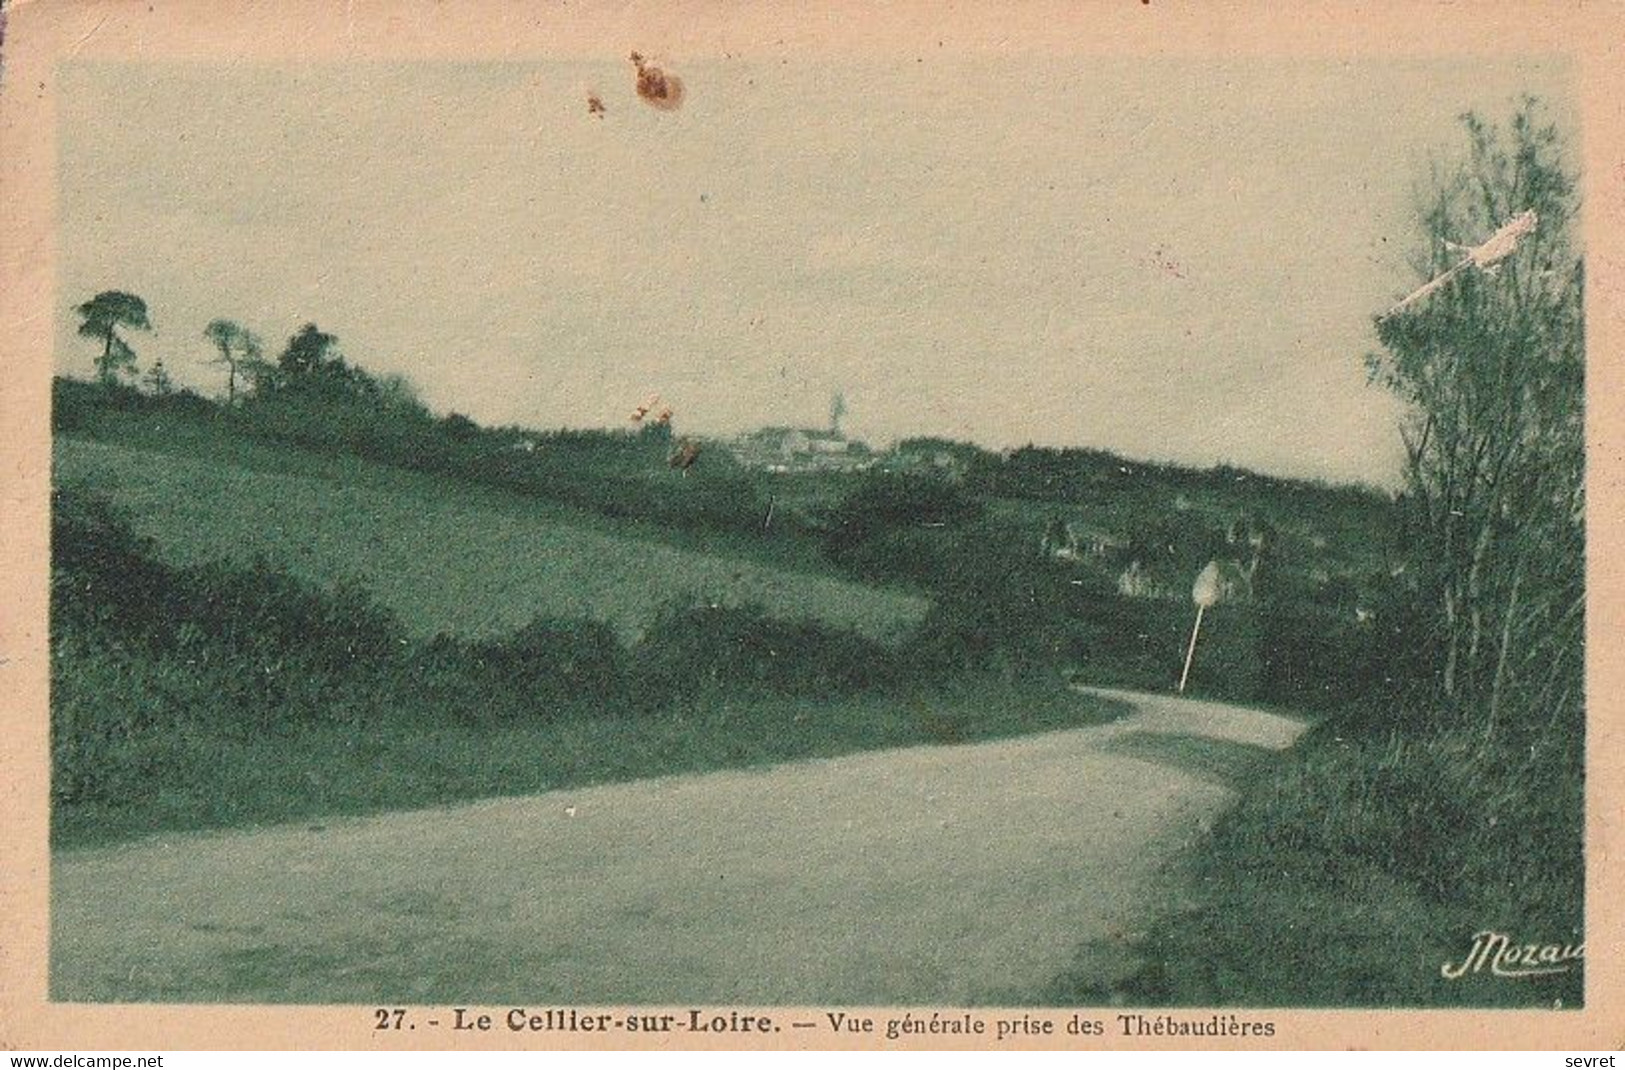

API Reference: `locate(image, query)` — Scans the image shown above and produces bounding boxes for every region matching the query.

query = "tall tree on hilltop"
[75,291,151,386]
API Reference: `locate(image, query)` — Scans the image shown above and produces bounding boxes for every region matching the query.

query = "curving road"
[51,689,1308,1005]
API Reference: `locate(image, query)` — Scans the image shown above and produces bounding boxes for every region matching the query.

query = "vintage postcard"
[2,0,1622,1052]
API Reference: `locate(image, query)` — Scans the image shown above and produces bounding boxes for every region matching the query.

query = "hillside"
[53,435,928,643]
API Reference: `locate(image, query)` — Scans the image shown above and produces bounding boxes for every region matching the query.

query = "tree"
[442,412,480,439]
[277,322,341,381]
[271,322,379,401]
[202,319,264,405]
[75,291,151,385]
[1367,98,1583,742]
[374,372,427,416]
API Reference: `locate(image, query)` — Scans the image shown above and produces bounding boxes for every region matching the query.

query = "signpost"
[1180,561,1223,694]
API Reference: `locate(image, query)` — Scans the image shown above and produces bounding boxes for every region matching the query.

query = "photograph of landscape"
[41,48,1584,1014]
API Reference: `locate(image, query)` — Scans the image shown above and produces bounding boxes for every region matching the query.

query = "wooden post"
[1178,603,1205,694]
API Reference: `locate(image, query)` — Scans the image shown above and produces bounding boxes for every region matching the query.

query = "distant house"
[1226,511,1273,553]
[805,432,853,455]
[1118,557,1253,604]
[1117,561,1169,600]
[1207,560,1256,604]
[775,428,812,457]
[1042,521,1081,562]
[1224,511,1274,578]
[882,438,978,482]
[1041,519,1125,563]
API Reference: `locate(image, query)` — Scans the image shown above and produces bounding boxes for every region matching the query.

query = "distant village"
[724,425,972,480]
[721,391,971,479]
[716,421,1385,623]
[498,392,1392,625]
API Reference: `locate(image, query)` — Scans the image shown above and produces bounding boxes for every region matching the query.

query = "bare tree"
[1367,98,1583,744]
[202,319,265,405]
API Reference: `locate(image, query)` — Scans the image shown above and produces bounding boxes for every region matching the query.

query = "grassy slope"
[1041,719,1584,1009]
[55,435,927,643]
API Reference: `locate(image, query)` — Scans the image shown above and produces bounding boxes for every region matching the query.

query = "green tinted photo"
[48,55,1582,1010]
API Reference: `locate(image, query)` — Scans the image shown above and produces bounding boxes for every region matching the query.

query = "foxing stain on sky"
[55,57,1574,487]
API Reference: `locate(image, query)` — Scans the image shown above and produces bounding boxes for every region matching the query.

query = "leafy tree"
[820,471,984,576]
[202,319,264,404]
[374,372,428,416]
[277,322,341,382]
[75,291,151,385]
[442,412,480,439]
[1367,98,1583,742]
[270,322,390,404]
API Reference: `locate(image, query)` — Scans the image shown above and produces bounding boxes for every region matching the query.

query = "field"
[54,436,927,643]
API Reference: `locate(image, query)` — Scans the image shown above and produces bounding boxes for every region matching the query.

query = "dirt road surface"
[51,689,1308,1005]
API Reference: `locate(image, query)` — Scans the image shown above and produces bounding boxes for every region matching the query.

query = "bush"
[52,623,191,807]
[427,616,632,720]
[1213,717,1583,936]
[821,472,983,568]
[181,561,404,675]
[633,598,898,704]
[1255,599,1385,712]
[49,608,391,810]
[50,486,177,636]
[1099,713,1585,1009]
[53,377,108,434]
[905,555,1076,677]
[1066,592,1263,699]
[490,617,626,702]
[1123,513,1228,585]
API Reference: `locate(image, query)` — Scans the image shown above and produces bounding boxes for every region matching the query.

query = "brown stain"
[629,394,670,425]
[668,439,701,473]
[630,51,685,111]
[1149,245,1187,280]
[586,92,606,119]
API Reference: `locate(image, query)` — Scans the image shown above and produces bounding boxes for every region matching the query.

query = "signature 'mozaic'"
[1441,930,1584,979]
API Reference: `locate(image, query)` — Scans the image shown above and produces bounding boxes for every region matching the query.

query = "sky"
[55,56,1575,487]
